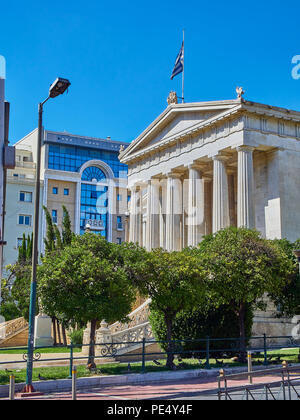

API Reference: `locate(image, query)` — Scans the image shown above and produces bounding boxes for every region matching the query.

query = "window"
[19,191,32,202]
[117,216,123,230]
[19,215,31,226]
[117,194,122,201]
[17,238,24,248]
[64,188,69,196]
[52,210,58,224]
[52,187,58,195]
[116,238,122,245]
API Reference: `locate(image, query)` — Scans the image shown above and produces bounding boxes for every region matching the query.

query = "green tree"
[43,206,56,254]
[193,227,294,361]
[38,233,136,365]
[62,205,73,246]
[0,279,20,321]
[120,244,205,368]
[43,205,74,344]
[5,233,35,321]
[268,238,300,318]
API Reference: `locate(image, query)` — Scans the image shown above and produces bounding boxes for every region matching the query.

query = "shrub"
[149,303,253,358]
[69,328,84,346]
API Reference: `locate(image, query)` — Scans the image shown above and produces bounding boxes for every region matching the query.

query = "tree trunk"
[52,317,57,346]
[238,302,247,363]
[164,314,175,369]
[87,319,97,367]
[56,319,62,345]
[62,324,67,347]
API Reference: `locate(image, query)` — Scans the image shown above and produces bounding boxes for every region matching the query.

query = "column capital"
[202,176,213,182]
[212,153,230,162]
[166,171,183,179]
[236,145,255,153]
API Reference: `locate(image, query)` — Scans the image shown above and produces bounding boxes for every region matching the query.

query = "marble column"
[146,179,160,250]
[159,180,166,249]
[227,169,237,227]
[129,185,142,244]
[203,177,213,235]
[187,165,204,247]
[165,173,183,251]
[237,146,255,228]
[212,155,230,233]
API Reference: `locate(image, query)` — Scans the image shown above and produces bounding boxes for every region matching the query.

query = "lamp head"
[49,77,71,98]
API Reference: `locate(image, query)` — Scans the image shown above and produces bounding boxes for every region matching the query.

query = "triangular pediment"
[120,100,241,162]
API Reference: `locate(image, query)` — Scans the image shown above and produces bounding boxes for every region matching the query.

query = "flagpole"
[182,29,185,103]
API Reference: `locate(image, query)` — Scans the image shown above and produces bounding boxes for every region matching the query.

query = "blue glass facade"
[80,183,108,236]
[45,133,128,241]
[48,144,128,179]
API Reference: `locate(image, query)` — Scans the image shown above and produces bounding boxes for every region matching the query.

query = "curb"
[0,365,264,398]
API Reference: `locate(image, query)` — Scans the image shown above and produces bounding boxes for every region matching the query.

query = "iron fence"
[0,334,299,379]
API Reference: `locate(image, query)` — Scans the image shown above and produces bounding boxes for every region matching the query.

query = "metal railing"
[218,362,300,400]
[0,334,299,380]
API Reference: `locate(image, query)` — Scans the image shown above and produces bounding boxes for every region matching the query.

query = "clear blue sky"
[1,0,300,144]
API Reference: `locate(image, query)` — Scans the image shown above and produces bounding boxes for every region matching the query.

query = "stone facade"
[120,95,300,337]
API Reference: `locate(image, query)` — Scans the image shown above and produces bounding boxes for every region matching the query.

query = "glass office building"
[42,131,129,242]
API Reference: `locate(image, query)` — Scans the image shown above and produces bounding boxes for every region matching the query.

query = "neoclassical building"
[120,91,300,249]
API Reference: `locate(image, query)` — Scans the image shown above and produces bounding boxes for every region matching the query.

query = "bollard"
[141,338,146,374]
[218,369,224,401]
[247,351,253,384]
[282,361,291,400]
[68,342,74,379]
[72,366,77,400]
[263,334,268,366]
[9,375,15,400]
[205,336,210,369]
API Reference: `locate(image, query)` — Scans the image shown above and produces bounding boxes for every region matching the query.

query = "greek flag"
[171,42,184,80]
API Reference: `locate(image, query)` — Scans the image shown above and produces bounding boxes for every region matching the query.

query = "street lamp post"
[23,78,70,394]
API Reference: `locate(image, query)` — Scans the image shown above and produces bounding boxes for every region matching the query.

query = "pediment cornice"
[120,100,300,165]
[120,102,243,163]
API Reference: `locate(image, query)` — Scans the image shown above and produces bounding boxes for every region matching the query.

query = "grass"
[0,348,299,386]
[0,346,82,355]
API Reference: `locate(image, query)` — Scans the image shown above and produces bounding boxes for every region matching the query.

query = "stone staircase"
[82,299,164,361]
[0,317,28,348]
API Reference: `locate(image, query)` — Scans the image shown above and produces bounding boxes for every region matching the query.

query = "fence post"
[68,341,74,379]
[282,361,291,400]
[263,334,268,366]
[205,336,210,369]
[247,351,253,384]
[9,375,15,400]
[72,366,77,400]
[141,337,146,374]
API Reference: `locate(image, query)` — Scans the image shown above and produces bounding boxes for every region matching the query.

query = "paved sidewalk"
[0,353,71,370]
[1,372,295,400]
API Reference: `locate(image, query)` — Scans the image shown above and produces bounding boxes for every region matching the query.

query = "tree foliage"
[150,303,253,356]
[191,227,294,359]
[120,243,206,367]
[268,238,300,318]
[38,233,136,364]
